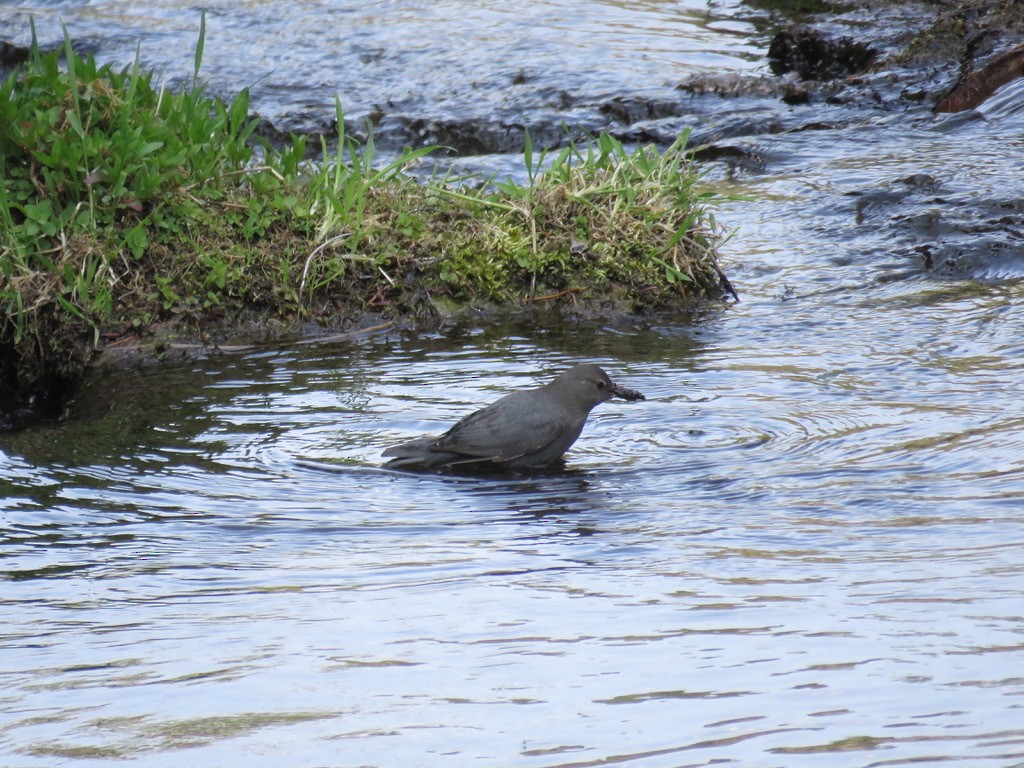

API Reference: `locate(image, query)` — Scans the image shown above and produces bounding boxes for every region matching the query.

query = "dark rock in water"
[383,364,644,472]
[768,25,876,81]
[935,40,1024,112]
[598,95,689,125]
[0,40,30,72]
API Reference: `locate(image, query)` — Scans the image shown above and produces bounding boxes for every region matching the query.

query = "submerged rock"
[768,25,877,81]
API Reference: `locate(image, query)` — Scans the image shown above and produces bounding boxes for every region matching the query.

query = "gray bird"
[382,364,645,471]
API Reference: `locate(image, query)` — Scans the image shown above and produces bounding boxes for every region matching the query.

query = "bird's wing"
[432,393,566,462]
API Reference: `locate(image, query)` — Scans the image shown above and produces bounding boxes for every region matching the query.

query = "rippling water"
[0,0,762,137]
[3,0,1024,766]
[3,306,1023,765]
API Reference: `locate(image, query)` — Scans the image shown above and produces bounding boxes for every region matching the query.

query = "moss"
[897,0,1024,65]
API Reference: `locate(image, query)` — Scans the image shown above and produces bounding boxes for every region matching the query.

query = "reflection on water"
[3,0,1024,766]
[3,299,1023,765]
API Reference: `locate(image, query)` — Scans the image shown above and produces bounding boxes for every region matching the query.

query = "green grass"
[0,16,732,410]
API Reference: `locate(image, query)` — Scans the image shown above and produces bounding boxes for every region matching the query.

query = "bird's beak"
[611,382,645,401]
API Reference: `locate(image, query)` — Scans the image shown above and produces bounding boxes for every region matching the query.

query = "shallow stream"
[2,1,1024,766]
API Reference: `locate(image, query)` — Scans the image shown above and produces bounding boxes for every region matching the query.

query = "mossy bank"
[0,24,733,420]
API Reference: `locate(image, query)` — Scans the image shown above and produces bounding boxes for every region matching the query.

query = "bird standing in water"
[383,364,645,471]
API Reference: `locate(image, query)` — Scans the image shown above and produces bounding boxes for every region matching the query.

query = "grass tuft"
[0,17,733,414]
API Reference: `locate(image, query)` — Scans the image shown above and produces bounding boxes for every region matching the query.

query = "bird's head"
[550,364,646,410]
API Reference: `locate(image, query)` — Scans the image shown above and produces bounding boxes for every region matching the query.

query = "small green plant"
[0,13,263,342]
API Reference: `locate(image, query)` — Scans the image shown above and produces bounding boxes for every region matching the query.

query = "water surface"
[2,1,1024,766]
[0,0,763,142]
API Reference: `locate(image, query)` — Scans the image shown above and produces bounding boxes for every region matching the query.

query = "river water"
[2,1,1024,767]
